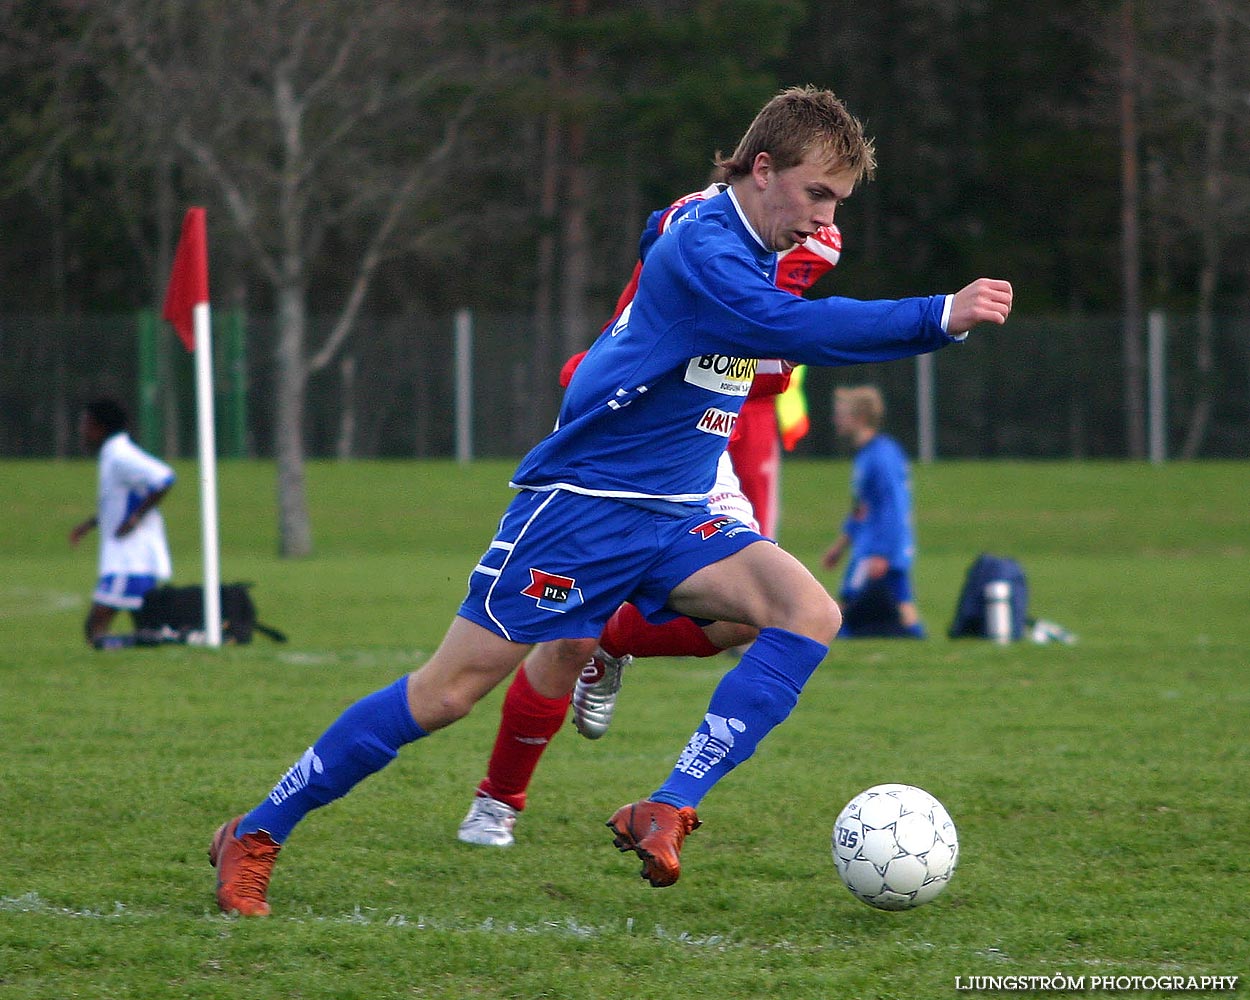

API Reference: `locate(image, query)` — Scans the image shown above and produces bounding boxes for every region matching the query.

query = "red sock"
[477,663,570,811]
[599,603,723,659]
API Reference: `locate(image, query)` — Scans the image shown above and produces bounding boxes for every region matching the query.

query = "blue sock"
[651,627,827,810]
[239,675,426,843]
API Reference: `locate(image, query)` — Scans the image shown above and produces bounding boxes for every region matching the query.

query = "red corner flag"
[162,207,209,352]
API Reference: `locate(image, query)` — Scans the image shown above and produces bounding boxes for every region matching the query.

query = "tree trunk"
[1179,0,1229,460]
[275,281,313,557]
[1119,0,1146,459]
[50,158,71,458]
[155,153,181,459]
[559,0,591,361]
[561,117,590,359]
[1181,275,1216,460]
[530,66,562,446]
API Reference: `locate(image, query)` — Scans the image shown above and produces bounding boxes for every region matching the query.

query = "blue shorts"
[843,562,914,604]
[458,489,764,644]
[93,574,160,610]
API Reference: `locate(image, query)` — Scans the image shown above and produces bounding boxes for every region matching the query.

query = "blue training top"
[843,432,916,577]
[512,187,959,504]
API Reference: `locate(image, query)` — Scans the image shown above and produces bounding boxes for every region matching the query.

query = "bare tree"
[1179,0,1232,459]
[1143,0,1250,457]
[557,0,592,362]
[1120,0,1146,459]
[1120,0,1250,457]
[99,0,492,555]
[0,1,169,455]
[526,0,594,448]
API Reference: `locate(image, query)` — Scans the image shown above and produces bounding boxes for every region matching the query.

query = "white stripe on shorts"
[483,490,561,641]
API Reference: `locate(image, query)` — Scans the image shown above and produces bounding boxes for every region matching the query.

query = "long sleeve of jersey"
[632,222,952,368]
[512,189,961,504]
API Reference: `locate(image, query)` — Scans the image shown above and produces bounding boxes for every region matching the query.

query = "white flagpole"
[192,301,222,647]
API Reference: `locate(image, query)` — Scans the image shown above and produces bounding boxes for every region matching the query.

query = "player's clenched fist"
[947,278,1013,335]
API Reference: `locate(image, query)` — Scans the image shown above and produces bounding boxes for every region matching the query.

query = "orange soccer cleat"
[607,799,701,887]
[209,816,281,917]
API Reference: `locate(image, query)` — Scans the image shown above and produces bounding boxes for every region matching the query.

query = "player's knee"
[527,636,598,695]
[428,689,477,727]
[406,668,481,729]
[553,636,598,664]
[826,598,844,643]
[788,589,841,645]
[808,596,841,645]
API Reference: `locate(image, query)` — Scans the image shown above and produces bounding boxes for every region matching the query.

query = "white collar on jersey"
[726,187,770,253]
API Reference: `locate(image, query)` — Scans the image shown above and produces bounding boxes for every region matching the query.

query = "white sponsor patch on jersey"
[697,407,738,437]
[684,354,757,396]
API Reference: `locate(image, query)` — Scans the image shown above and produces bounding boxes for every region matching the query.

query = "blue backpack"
[948,554,1029,641]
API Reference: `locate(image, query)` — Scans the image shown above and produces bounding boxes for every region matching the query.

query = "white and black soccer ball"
[832,783,959,911]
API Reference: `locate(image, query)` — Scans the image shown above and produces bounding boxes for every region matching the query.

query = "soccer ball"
[832,783,959,911]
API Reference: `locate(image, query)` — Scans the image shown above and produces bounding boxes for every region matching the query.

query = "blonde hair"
[715,86,876,184]
[834,385,884,430]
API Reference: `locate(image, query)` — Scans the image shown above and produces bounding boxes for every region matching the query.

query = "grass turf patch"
[1,459,1246,998]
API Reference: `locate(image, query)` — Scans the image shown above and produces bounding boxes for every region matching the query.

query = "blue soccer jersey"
[511,187,958,505]
[841,432,916,598]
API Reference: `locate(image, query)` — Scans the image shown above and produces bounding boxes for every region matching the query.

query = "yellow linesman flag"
[776,364,810,451]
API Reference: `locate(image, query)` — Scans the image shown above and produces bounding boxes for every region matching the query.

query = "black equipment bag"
[947,554,1029,641]
[134,583,287,644]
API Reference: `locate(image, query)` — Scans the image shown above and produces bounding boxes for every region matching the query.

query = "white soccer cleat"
[572,649,632,740]
[457,794,519,847]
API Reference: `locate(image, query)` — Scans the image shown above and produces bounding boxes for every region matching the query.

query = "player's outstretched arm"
[821,533,849,570]
[69,516,97,546]
[947,278,1013,335]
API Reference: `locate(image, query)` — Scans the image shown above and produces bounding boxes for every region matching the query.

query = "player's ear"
[751,152,773,189]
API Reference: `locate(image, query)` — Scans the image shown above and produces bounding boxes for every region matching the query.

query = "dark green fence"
[1,310,1246,460]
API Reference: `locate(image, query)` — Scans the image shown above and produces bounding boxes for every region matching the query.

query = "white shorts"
[705,452,759,532]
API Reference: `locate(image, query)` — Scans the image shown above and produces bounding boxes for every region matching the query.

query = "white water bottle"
[984,580,1013,644]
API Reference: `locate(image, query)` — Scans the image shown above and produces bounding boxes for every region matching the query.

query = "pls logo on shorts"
[522,569,584,613]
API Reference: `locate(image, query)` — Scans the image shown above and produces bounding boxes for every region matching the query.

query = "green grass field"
[1,458,1247,999]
